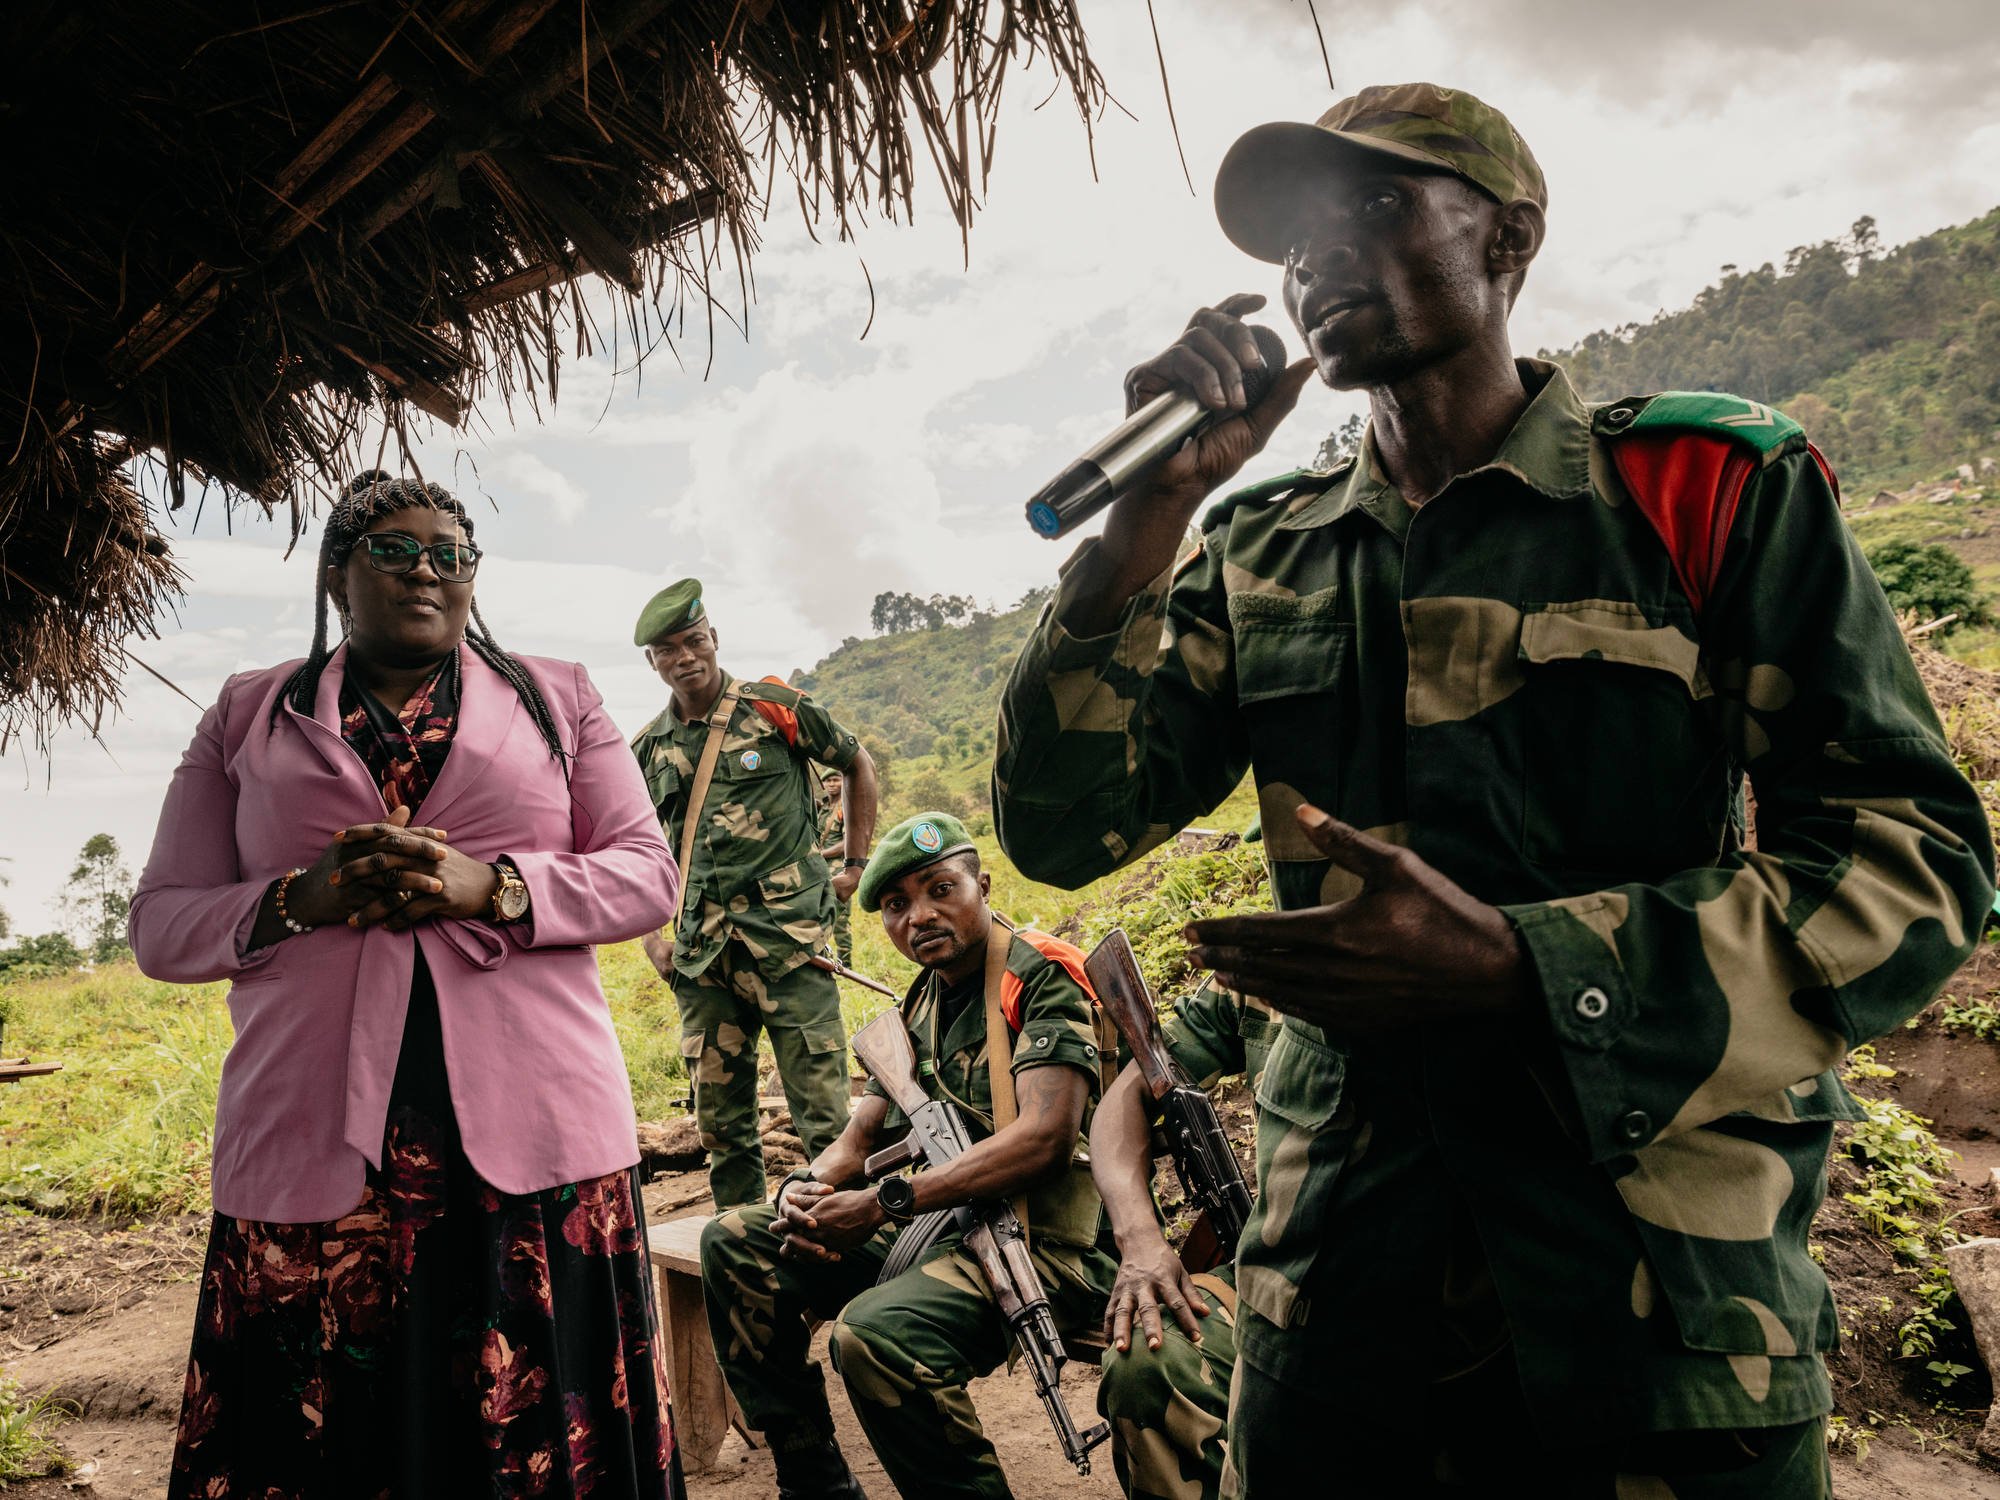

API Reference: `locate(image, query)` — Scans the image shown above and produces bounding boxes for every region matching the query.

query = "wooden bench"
[647,1216,753,1475]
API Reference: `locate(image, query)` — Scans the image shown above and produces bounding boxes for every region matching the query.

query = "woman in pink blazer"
[131,472,684,1500]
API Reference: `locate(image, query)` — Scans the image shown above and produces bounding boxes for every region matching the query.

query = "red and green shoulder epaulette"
[1597,392,1835,616]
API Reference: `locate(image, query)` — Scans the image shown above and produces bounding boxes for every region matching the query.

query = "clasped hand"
[773,1178,884,1264]
[1186,803,1529,1036]
[285,804,500,933]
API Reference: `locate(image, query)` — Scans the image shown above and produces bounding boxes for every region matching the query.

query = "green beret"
[858,812,977,912]
[634,578,707,647]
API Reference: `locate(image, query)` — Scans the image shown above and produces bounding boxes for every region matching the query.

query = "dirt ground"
[4,1024,1999,1497]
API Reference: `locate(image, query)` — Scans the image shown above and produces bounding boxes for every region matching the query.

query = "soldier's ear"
[977,870,992,899]
[1490,199,1544,282]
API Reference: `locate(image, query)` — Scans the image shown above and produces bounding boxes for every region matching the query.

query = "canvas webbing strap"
[1190,1272,1238,1321]
[982,914,1029,1240]
[673,685,742,919]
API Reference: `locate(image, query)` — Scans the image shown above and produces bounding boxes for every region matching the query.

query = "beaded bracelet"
[274,867,313,934]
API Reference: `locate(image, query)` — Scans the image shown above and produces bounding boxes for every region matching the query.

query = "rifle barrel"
[807,952,899,998]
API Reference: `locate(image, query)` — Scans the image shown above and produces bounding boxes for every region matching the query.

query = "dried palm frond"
[0,0,1108,740]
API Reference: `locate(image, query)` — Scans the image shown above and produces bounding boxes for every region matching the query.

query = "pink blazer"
[129,643,679,1223]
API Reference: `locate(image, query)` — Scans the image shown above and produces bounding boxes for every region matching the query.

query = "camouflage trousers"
[700,1203,1115,1499]
[1096,1265,1237,1500]
[830,895,853,968]
[673,941,850,1211]
[1221,1344,1830,1497]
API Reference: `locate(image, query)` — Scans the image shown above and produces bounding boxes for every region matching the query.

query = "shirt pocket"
[714,731,791,787]
[1252,1022,1348,1133]
[1515,600,1728,878]
[1230,587,1350,807]
[1612,1117,1840,1358]
[644,759,682,823]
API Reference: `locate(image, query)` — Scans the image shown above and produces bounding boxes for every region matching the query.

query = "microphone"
[1025,323,1290,541]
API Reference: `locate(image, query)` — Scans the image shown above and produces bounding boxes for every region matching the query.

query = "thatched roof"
[0,0,1104,743]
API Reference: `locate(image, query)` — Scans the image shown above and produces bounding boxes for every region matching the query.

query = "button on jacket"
[993,361,1994,1435]
[130,644,679,1223]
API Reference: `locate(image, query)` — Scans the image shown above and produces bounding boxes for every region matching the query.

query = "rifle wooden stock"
[1083,928,1177,1100]
[1083,929,1254,1264]
[864,1135,920,1178]
[850,1012,932,1117]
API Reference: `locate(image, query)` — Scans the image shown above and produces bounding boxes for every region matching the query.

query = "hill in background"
[794,589,1051,828]
[1547,207,2000,498]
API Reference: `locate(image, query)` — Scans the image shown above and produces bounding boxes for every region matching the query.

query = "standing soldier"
[631,579,879,1209]
[817,768,855,968]
[994,83,1994,1493]
[699,813,1116,1499]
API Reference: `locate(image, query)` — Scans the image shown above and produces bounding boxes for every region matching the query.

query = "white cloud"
[482,450,589,524]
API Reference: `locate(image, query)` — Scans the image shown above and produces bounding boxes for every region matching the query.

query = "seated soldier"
[1091,980,1293,1500]
[698,811,1116,1500]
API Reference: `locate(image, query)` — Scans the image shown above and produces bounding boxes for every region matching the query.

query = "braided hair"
[272,471,569,773]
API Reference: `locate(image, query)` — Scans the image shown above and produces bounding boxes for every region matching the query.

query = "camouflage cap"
[858,811,978,913]
[633,578,706,647]
[1215,82,1546,264]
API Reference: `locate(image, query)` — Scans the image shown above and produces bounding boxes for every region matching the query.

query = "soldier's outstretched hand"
[1184,804,1528,1035]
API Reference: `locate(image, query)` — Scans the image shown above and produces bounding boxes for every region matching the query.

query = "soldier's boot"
[769,1425,866,1499]
[766,1389,867,1500]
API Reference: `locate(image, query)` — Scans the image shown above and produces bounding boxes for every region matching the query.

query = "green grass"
[0,970,230,1216]
[0,781,1265,1218]
[0,1377,69,1482]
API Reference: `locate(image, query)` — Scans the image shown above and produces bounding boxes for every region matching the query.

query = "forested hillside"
[794,590,1050,824]
[1548,207,2000,494]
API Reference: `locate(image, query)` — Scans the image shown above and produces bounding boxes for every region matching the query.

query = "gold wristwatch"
[488,861,530,924]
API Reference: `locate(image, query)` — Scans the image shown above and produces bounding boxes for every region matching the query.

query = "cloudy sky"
[5,0,1998,929]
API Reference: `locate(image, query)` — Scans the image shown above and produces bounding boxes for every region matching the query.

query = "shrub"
[1864,540,1990,629]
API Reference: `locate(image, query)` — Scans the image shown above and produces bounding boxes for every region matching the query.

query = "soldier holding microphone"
[996,82,1992,1495]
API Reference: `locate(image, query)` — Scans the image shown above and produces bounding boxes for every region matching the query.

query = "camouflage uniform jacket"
[994,360,1995,1434]
[631,672,861,980]
[863,927,1112,1248]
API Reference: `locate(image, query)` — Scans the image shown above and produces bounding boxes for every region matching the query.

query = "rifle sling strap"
[1189,1272,1237,1321]
[674,685,743,920]
[982,914,1029,1241]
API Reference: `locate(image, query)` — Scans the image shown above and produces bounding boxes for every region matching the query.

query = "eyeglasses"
[358,532,482,583]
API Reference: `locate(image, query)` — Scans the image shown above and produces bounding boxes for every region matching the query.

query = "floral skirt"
[169,968,683,1500]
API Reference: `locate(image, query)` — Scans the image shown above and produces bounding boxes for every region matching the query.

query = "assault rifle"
[849,1013,1112,1475]
[1084,928,1253,1268]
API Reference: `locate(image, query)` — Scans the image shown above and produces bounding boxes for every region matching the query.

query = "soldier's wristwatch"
[875,1175,918,1225]
[489,861,530,924]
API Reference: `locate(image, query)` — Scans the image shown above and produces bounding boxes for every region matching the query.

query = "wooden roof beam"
[484,149,640,292]
[457,186,721,315]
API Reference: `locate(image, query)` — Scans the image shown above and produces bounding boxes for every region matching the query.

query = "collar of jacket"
[286,638,523,834]
[1280,357,1594,533]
